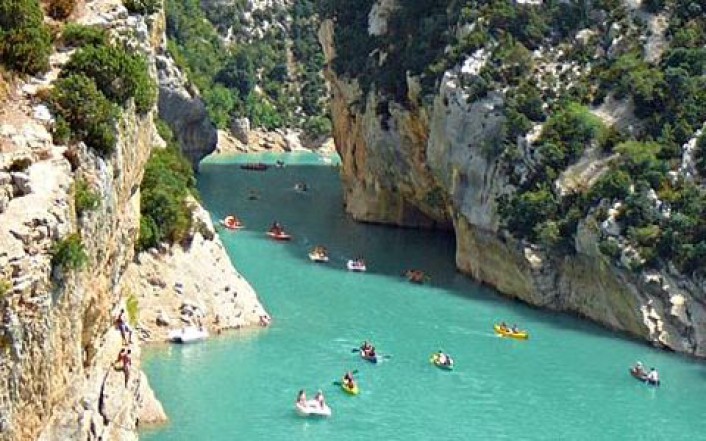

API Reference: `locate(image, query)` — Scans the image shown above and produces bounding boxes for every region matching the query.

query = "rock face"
[320,4,706,357]
[156,54,217,171]
[0,1,268,440]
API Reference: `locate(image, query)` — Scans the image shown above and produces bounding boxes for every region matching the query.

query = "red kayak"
[267,231,292,241]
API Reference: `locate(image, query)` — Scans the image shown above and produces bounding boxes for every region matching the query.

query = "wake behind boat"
[168,326,209,344]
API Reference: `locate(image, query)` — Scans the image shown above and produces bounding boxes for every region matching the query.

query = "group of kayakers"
[497,322,521,334]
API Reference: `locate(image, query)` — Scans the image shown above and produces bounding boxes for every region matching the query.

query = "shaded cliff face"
[320,1,706,357]
[157,54,217,171]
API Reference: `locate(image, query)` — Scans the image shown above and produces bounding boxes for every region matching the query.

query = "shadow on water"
[200,155,681,357]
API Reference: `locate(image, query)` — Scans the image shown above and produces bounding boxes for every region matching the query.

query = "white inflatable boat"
[168,326,209,344]
[295,400,332,418]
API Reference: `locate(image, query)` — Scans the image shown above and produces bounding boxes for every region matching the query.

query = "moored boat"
[240,163,268,171]
[347,260,366,272]
[493,324,529,340]
[168,326,209,344]
[295,400,332,417]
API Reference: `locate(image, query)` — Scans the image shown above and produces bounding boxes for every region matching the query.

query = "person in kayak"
[632,361,645,376]
[314,390,326,408]
[360,341,372,353]
[296,389,307,405]
[511,324,520,333]
[367,346,377,357]
[647,367,660,384]
[343,371,356,389]
[437,350,453,366]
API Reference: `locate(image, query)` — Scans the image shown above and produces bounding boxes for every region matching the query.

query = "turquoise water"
[142,152,706,441]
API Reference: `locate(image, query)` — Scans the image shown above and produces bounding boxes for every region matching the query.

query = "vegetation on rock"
[51,233,88,272]
[138,122,196,251]
[0,0,52,75]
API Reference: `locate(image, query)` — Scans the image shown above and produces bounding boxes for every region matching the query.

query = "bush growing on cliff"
[51,74,119,155]
[123,0,161,15]
[61,24,108,48]
[137,147,195,251]
[0,0,52,75]
[0,279,11,300]
[61,44,156,113]
[51,233,88,272]
[126,293,139,326]
[48,0,76,19]
[74,178,101,216]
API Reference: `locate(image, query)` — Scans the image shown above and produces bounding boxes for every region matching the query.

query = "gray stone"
[10,172,32,196]
[230,117,251,144]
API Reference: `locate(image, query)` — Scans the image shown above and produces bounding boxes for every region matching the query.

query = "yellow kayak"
[494,324,529,340]
[341,380,359,395]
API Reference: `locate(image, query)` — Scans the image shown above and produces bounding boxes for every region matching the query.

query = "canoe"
[308,252,329,263]
[493,324,529,340]
[220,216,244,230]
[430,353,454,370]
[360,350,378,364]
[347,260,366,272]
[295,400,332,417]
[341,380,359,395]
[267,231,292,241]
[629,368,660,386]
[168,326,208,344]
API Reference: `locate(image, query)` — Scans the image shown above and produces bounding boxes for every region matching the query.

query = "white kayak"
[295,400,332,418]
[347,260,366,272]
[168,326,209,343]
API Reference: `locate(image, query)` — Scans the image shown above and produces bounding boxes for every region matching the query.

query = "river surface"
[141,152,706,441]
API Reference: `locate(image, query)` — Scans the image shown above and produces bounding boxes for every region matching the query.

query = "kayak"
[341,380,359,395]
[295,400,332,417]
[493,324,529,340]
[220,216,244,230]
[629,368,660,386]
[430,353,454,370]
[360,350,378,364]
[267,231,292,241]
[347,260,366,272]
[308,252,329,263]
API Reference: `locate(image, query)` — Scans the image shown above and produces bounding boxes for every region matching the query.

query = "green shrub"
[61,24,108,47]
[599,238,622,259]
[53,117,72,146]
[50,74,119,155]
[137,147,195,251]
[123,0,161,15]
[0,279,11,299]
[48,0,76,19]
[61,44,156,113]
[74,178,101,215]
[0,0,52,75]
[126,293,139,326]
[51,233,88,271]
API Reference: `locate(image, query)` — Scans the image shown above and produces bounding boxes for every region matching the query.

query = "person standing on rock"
[123,349,132,388]
[115,309,132,346]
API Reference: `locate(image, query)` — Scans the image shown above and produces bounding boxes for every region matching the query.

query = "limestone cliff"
[320,1,706,357]
[0,0,267,440]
